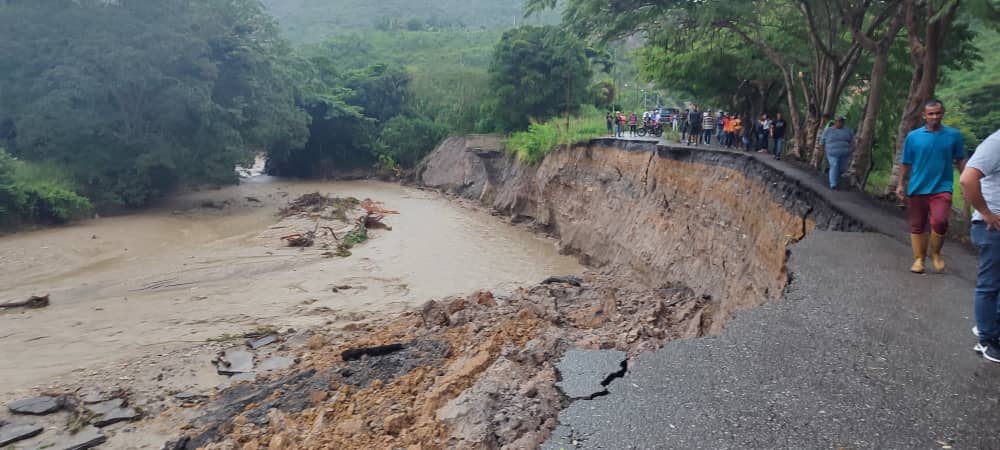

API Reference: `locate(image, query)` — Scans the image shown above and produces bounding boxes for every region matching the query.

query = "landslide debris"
[278,192,359,220]
[171,272,714,449]
[275,193,398,256]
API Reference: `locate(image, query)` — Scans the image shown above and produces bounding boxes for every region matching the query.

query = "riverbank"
[0,174,582,448]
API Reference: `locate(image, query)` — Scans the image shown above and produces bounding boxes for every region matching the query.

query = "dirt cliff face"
[420,136,866,331]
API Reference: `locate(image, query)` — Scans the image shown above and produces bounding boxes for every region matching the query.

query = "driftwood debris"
[281,232,315,247]
[360,198,399,229]
[0,294,50,310]
[277,195,399,253]
[279,193,360,218]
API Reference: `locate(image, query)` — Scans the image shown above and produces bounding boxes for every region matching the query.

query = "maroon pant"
[907,192,952,235]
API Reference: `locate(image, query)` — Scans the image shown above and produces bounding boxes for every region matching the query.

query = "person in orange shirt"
[729,115,743,149]
[722,114,735,148]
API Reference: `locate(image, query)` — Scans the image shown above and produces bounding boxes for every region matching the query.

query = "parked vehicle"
[637,122,663,137]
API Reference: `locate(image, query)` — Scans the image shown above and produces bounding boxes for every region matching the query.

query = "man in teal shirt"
[896,100,966,273]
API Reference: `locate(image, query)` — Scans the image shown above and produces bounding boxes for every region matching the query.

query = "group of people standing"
[606,111,640,138]
[675,106,788,160]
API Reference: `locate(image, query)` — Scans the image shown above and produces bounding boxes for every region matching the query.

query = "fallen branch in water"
[0,294,50,309]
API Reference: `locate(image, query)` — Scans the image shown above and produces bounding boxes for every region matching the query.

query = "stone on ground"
[7,396,61,415]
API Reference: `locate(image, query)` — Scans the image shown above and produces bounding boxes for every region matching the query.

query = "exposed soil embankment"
[420,136,866,331]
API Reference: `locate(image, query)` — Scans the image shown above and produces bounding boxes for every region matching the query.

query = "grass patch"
[506,106,608,164]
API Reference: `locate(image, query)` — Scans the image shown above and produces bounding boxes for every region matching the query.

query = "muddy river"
[0,176,582,395]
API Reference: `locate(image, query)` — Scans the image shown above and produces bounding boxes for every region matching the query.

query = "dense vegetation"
[260,0,558,43]
[938,25,1000,143]
[0,0,307,219]
[0,0,620,227]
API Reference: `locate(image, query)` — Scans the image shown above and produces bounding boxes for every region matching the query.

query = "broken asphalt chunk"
[542,275,582,287]
[246,334,277,350]
[8,395,61,415]
[85,398,125,416]
[554,349,627,400]
[0,423,44,446]
[55,426,106,450]
[215,348,254,375]
[86,399,142,427]
[341,343,405,361]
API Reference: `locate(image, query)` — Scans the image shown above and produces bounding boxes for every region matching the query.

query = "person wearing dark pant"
[960,127,1000,362]
[771,112,787,160]
[896,100,966,274]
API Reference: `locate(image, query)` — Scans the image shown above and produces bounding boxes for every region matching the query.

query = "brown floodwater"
[0,176,582,394]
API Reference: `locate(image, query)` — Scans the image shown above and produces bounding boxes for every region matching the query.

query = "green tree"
[377,116,448,168]
[0,0,308,208]
[486,26,594,131]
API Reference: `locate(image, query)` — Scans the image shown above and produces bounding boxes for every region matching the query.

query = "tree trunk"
[848,49,891,189]
[886,66,925,193]
[806,117,824,168]
[781,69,805,159]
[885,0,961,193]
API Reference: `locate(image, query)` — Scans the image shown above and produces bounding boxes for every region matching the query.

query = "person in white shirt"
[960,128,1000,362]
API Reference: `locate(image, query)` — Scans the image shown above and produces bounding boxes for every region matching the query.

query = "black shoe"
[983,341,1000,363]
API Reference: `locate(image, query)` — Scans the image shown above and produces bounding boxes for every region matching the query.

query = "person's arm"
[896,164,911,199]
[954,132,967,172]
[961,167,1000,229]
[896,134,914,199]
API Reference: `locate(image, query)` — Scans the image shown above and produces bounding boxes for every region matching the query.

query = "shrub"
[506,106,607,164]
[0,148,91,227]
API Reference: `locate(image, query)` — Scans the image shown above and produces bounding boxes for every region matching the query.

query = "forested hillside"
[0,0,306,225]
[0,0,615,228]
[260,0,558,43]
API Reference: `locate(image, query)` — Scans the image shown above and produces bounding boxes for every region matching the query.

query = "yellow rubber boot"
[930,232,946,273]
[910,233,928,273]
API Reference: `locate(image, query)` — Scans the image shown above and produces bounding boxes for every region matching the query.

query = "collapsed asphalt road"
[545,230,1000,449]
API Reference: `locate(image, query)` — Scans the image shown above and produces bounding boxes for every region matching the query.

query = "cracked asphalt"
[544,143,1000,450]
